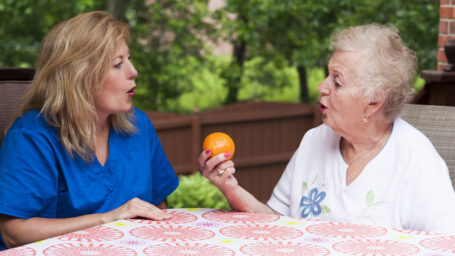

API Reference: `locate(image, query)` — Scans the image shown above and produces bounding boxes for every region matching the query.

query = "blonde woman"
[200,24,455,234]
[0,11,178,250]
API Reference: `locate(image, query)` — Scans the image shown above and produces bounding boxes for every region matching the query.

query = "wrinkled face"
[95,41,138,120]
[318,50,369,135]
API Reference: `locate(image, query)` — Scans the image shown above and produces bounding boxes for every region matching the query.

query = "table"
[1,208,455,255]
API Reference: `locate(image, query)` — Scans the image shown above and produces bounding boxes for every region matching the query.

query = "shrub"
[167,172,231,210]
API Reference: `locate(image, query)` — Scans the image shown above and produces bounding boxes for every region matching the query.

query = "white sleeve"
[267,150,298,216]
[400,156,455,234]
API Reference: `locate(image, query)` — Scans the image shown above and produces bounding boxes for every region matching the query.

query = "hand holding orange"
[203,132,235,161]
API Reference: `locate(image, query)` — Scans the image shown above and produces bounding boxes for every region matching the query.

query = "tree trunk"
[225,40,246,104]
[297,65,308,103]
[107,0,127,21]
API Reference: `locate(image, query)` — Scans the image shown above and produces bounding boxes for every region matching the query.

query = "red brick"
[440,20,449,34]
[440,7,455,18]
[438,35,451,47]
[438,49,448,63]
[441,0,450,5]
[450,21,455,34]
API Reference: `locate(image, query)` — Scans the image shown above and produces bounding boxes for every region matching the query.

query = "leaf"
[310,174,319,186]
[365,190,374,206]
[302,182,308,191]
[322,205,331,213]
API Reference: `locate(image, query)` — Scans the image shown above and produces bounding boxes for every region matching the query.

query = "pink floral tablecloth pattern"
[1,208,455,256]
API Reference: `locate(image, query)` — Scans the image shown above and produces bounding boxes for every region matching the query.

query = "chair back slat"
[0,81,32,145]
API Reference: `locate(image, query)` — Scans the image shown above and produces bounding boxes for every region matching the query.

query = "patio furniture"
[0,68,34,145]
[2,208,454,255]
[400,103,455,190]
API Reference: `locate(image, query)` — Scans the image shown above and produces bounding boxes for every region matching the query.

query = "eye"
[114,62,123,69]
[334,76,342,88]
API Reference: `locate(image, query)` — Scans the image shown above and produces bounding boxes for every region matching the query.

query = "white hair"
[331,24,417,121]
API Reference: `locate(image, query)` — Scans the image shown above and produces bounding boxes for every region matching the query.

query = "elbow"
[0,216,27,249]
[1,228,22,249]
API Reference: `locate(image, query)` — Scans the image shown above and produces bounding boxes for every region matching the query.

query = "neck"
[95,113,110,134]
[342,122,392,166]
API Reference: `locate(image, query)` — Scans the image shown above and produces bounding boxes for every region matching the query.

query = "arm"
[400,157,455,234]
[199,150,276,215]
[0,198,169,249]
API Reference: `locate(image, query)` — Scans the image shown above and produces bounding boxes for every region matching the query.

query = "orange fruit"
[203,132,235,161]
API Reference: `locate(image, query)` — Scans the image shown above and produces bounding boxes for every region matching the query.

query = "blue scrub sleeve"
[0,128,59,219]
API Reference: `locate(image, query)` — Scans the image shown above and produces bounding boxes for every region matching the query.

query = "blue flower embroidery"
[300,187,326,218]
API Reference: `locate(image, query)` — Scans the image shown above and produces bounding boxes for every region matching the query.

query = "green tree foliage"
[0,0,440,107]
[127,0,220,111]
[0,0,103,67]
[217,0,439,103]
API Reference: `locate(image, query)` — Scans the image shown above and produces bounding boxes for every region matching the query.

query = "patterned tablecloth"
[1,208,455,256]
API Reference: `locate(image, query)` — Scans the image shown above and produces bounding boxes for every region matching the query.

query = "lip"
[127,86,136,97]
[319,102,327,113]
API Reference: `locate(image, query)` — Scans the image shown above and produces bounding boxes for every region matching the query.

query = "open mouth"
[127,87,136,96]
[319,102,327,113]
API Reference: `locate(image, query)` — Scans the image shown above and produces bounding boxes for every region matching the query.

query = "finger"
[136,202,172,220]
[225,166,235,175]
[198,149,211,170]
[216,160,234,171]
[127,198,172,220]
[215,165,236,179]
[205,152,231,172]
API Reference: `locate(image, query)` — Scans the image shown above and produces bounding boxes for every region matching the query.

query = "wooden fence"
[147,101,320,203]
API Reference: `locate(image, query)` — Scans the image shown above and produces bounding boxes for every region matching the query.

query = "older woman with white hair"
[199,24,455,234]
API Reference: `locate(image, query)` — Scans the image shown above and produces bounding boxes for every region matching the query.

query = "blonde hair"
[10,11,136,161]
[331,24,417,121]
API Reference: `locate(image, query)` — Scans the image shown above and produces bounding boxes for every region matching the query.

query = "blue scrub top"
[0,107,179,250]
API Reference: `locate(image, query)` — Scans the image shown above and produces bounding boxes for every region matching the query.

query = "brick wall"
[438,0,455,69]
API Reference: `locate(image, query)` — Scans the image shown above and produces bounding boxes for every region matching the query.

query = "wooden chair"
[0,68,34,145]
[400,104,455,190]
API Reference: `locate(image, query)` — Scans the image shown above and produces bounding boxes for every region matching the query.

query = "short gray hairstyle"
[331,24,417,121]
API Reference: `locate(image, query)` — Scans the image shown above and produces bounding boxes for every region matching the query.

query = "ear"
[364,90,385,118]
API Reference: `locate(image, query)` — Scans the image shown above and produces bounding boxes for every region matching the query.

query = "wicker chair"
[400,104,455,190]
[0,68,33,145]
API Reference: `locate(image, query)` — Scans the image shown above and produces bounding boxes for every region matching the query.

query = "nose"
[127,59,138,79]
[317,77,330,96]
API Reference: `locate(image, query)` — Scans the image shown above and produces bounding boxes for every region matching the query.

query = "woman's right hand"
[102,197,171,224]
[199,149,238,193]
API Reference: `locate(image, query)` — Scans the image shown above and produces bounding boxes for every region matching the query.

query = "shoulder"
[293,124,340,162]
[132,107,150,123]
[391,118,439,157]
[9,109,55,136]
[391,118,448,179]
[131,107,155,130]
[300,124,339,147]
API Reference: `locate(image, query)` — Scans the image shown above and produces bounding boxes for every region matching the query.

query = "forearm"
[0,213,109,249]
[1,198,169,249]
[223,185,277,215]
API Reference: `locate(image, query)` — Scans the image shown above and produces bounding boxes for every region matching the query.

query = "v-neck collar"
[95,128,115,169]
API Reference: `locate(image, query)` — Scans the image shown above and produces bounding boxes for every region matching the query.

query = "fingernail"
[205,149,211,154]
[224,153,231,158]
